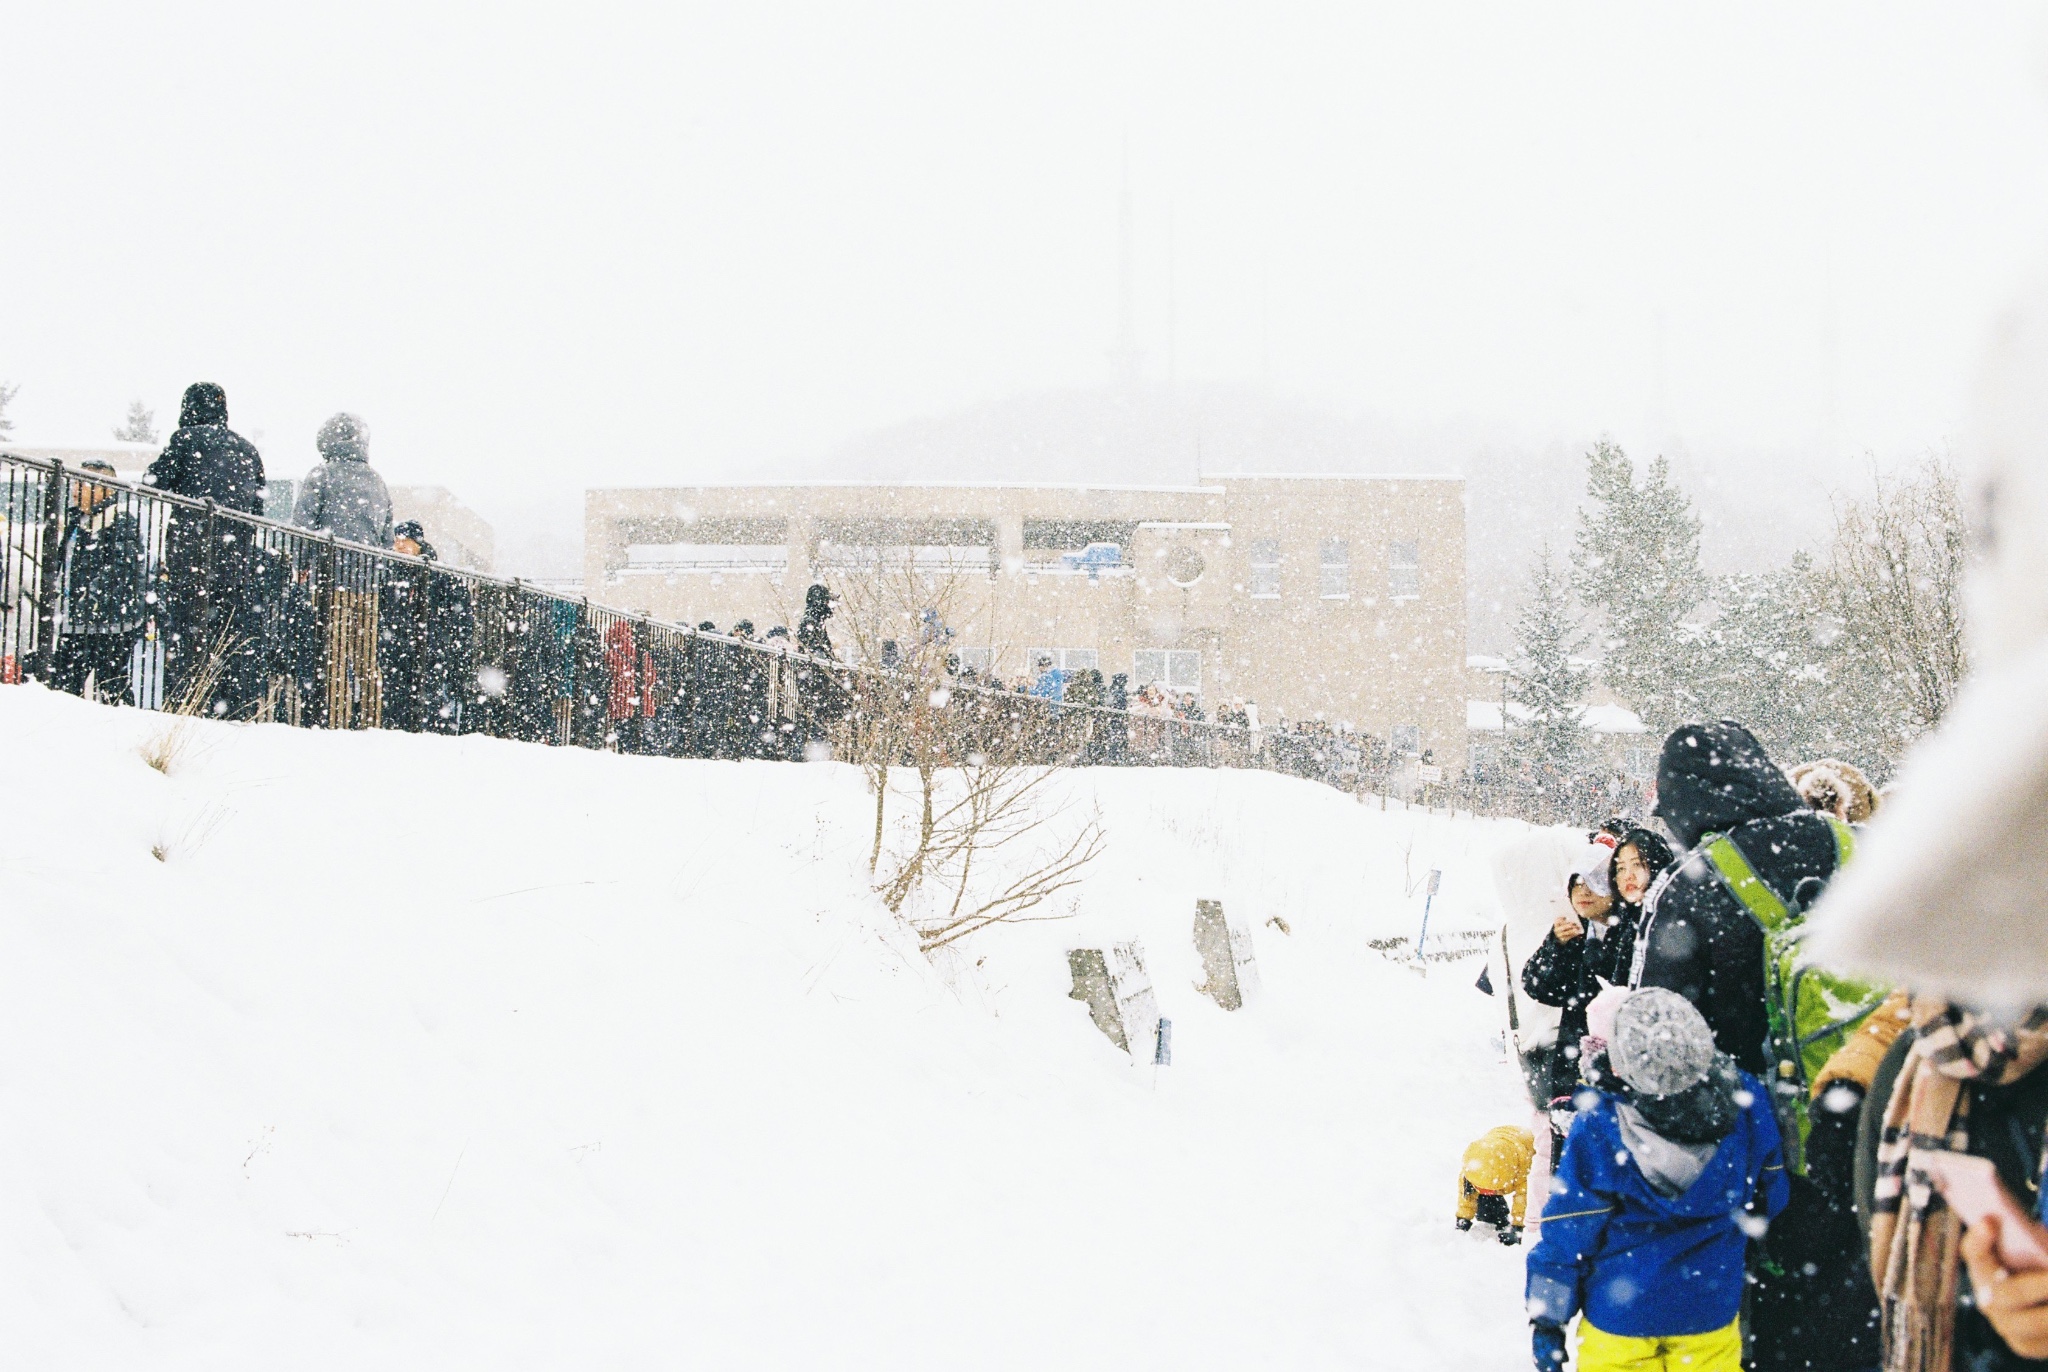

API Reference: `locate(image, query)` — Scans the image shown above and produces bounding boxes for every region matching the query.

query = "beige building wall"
[585,475,1468,768]
[389,486,496,573]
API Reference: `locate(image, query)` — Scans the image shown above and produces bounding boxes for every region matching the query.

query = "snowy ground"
[0,686,1577,1369]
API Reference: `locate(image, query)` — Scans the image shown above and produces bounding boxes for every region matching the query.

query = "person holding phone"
[1861,999,2048,1368]
[1523,837,1651,1158]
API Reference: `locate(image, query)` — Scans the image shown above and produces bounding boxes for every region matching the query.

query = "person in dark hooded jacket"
[796,582,835,658]
[143,383,267,711]
[794,583,847,742]
[144,383,265,513]
[1627,721,1842,1079]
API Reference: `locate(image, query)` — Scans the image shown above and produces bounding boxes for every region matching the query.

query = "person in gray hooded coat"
[291,413,394,548]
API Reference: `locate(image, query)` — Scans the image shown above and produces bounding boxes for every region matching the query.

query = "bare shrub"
[138,628,241,774]
[151,798,229,863]
[825,555,1100,952]
[901,769,1105,954]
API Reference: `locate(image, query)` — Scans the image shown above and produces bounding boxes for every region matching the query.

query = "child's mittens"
[1532,1322,1568,1370]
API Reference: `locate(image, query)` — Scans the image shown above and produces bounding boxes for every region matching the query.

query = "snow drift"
[0,686,1571,1368]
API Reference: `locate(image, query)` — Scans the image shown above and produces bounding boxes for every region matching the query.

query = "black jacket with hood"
[1523,896,1638,1103]
[143,383,265,514]
[1523,829,1674,1103]
[1628,721,1841,1078]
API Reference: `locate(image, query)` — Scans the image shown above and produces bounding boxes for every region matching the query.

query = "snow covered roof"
[1467,701,1530,731]
[1203,472,1466,484]
[612,478,1225,494]
[1579,703,1649,735]
[1467,700,1649,734]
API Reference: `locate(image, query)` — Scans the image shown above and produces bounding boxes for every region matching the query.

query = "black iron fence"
[0,449,1579,821]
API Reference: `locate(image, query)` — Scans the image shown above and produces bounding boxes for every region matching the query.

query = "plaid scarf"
[1871,1000,2048,1372]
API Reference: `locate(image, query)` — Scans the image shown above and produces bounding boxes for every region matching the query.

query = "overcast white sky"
[4,3,2047,522]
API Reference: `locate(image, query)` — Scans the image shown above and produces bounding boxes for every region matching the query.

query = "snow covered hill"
[0,686,1572,1369]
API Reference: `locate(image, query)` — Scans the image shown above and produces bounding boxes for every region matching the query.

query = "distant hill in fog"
[798,383,1877,653]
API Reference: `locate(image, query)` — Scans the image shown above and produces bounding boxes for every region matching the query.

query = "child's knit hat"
[1609,988,1716,1097]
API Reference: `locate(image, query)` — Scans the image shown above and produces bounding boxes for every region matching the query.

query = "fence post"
[31,459,65,682]
[316,531,339,728]
[199,498,220,645]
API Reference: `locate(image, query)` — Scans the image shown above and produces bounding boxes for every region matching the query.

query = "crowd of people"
[10,399,1616,812]
[12,396,1406,785]
[1478,718,2048,1372]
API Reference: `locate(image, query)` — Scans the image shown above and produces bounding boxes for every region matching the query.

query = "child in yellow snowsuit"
[1456,1124,1533,1245]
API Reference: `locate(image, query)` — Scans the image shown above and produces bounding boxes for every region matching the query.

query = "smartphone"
[1920,1152,2048,1273]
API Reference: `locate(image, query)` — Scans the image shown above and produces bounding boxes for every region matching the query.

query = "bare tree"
[896,766,1105,954]
[0,382,18,439]
[826,550,1101,952]
[826,551,992,875]
[1827,457,1971,744]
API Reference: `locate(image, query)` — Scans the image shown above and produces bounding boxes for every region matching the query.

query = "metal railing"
[0,448,1585,821]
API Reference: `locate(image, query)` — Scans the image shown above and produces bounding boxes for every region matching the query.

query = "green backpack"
[1700,814,1888,1172]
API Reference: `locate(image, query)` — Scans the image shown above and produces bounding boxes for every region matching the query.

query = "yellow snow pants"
[1577,1316,1741,1371]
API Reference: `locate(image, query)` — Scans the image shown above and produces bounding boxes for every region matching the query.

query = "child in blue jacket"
[1525,988,1789,1371]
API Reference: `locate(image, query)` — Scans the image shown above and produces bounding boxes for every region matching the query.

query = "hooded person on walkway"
[291,413,394,548]
[796,582,835,659]
[143,383,265,513]
[1526,988,1788,1372]
[142,383,268,711]
[1628,720,1843,1077]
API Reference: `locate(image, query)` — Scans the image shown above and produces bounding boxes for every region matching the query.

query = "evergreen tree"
[1690,557,1863,765]
[1571,440,1706,734]
[0,382,17,440]
[1509,543,1591,782]
[112,400,157,444]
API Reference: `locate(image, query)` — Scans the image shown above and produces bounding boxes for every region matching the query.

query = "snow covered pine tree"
[1509,542,1590,797]
[1571,440,1706,736]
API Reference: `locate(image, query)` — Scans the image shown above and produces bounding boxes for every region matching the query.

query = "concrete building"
[585,474,1469,767]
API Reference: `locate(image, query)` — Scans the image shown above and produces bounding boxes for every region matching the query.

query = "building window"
[1391,723,1421,756]
[1623,745,1654,779]
[1319,538,1349,599]
[1389,541,1421,599]
[1469,743,1498,780]
[1249,538,1281,599]
[1133,649,1201,694]
[1025,647,1100,676]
